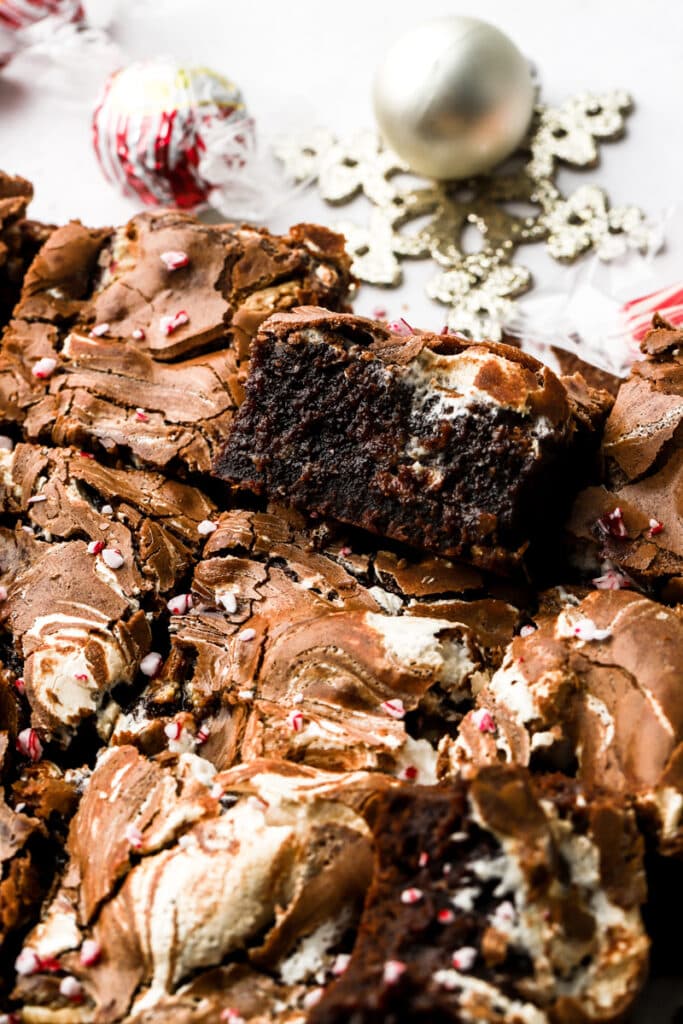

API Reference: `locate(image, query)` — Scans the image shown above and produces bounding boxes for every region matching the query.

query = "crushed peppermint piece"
[87,540,105,555]
[167,593,193,615]
[451,946,477,971]
[400,887,423,904]
[79,451,94,459]
[387,317,413,336]
[437,908,455,924]
[519,624,536,637]
[160,250,190,271]
[102,548,124,570]
[160,310,190,335]
[383,960,406,985]
[0,585,7,602]
[332,953,351,976]
[0,435,14,451]
[400,764,418,781]
[22,525,34,535]
[164,720,183,741]
[302,988,324,1010]
[572,618,611,642]
[132,327,146,340]
[196,725,210,744]
[14,677,25,694]
[135,408,149,422]
[372,306,388,319]
[381,698,405,720]
[79,939,101,966]
[597,506,628,539]
[101,504,113,515]
[32,356,57,379]
[17,728,42,762]
[238,628,256,642]
[89,322,110,337]
[237,688,254,700]
[472,708,496,733]
[140,652,163,677]
[198,519,218,536]
[339,545,352,556]
[74,672,89,681]
[491,900,516,927]
[210,782,224,799]
[649,517,664,536]
[287,709,304,732]
[124,822,143,849]
[218,591,238,613]
[220,1011,246,1024]
[14,948,41,975]
[418,851,429,867]
[59,975,84,1001]
[592,563,631,590]
[27,494,47,504]
[292,692,304,705]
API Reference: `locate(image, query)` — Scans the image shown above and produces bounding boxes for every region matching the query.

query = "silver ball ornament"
[373,16,535,180]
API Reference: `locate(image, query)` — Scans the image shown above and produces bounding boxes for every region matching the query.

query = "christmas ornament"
[92,58,251,210]
[0,0,83,65]
[373,16,534,180]
[276,90,657,340]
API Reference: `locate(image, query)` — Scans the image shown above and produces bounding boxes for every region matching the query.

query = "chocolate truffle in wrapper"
[92,58,252,212]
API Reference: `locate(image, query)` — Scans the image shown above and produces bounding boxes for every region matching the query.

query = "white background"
[1,5,682,1018]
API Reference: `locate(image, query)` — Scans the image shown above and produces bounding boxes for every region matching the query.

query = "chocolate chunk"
[0,171,54,332]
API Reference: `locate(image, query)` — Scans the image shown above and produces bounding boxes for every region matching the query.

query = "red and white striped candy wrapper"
[621,282,683,343]
[0,0,83,65]
[92,58,252,211]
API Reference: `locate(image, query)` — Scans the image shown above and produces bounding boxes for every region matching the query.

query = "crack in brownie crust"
[214,308,612,575]
[0,213,351,474]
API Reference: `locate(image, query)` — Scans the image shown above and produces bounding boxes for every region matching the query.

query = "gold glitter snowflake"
[275,91,655,339]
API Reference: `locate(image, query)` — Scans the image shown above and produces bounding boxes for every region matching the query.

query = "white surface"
[2,0,683,330]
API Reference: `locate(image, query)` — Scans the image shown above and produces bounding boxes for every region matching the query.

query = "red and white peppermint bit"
[572,619,611,642]
[135,408,149,422]
[387,317,413,336]
[292,692,304,705]
[622,283,683,343]
[210,782,224,799]
[140,652,163,677]
[196,724,210,744]
[437,908,455,925]
[219,1011,245,1024]
[339,545,352,556]
[418,851,429,867]
[400,887,423,905]
[0,585,7,602]
[59,975,84,1001]
[167,593,193,615]
[218,591,238,614]
[160,310,189,335]
[80,939,102,967]
[0,436,13,451]
[102,548,124,570]
[237,627,256,642]
[27,494,47,504]
[332,953,351,976]
[14,677,25,694]
[372,306,388,320]
[302,989,324,1010]
[597,507,628,539]
[472,708,496,734]
[383,960,406,985]
[649,517,664,536]
[287,709,304,732]
[519,624,536,637]
[80,451,94,459]
[160,250,190,271]
[90,322,110,338]
[164,720,183,741]
[87,540,105,555]
[592,566,631,591]
[237,688,254,700]
[32,356,57,379]
[17,728,43,762]
[124,822,143,849]
[451,946,477,971]
[74,672,89,681]
[492,900,516,925]
[14,947,41,976]
[0,1011,20,1024]
[400,764,418,781]
[381,698,405,720]
[198,519,218,536]
[132,327,146,341]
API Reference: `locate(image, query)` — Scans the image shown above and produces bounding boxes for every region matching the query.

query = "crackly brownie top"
[310,765,648,1024]
[567,318,683,599]
[0,171,53,332]
[449,589,683,855]
[215,307,612,574]
[12,746,392,1023]
[0,212,351,474]
[112,506,521,777]
[0,442,215,739]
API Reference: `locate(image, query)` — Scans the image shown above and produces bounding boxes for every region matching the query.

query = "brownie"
[214,308,612,575]
[12,746,390,1023]
[567,317,683,599]
[0,212,351,475]
[0,172,53,332]
[0,442,215,741]
[111,506,522,776]
[309,765,648,1024]
[448,589,683,856]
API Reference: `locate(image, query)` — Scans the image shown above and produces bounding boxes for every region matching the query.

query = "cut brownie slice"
[111,506,522,777]
[214,308,612,575]
[12,746,391,1023]
[309,766,649,1024]
[448,589,683,856]
[567,317,683,600]
[0,442,215,741]
[0,212,351,474]
[0,172,53,332]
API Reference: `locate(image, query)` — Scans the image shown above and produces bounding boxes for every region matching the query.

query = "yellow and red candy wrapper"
[0,0,83,64]
[92,58,252,210]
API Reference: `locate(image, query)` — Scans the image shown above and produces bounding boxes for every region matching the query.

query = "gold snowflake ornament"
[275,91,656,339]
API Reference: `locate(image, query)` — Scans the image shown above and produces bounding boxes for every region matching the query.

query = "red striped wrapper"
[621,282,683,342]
